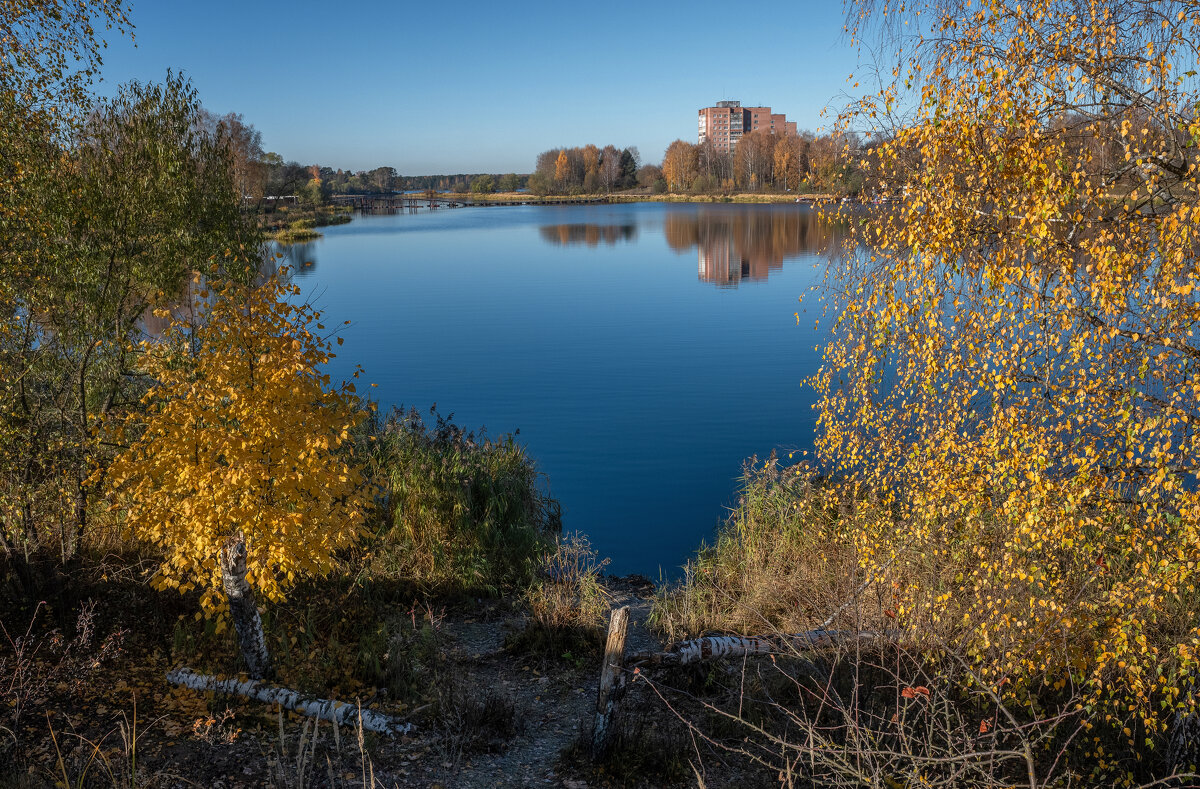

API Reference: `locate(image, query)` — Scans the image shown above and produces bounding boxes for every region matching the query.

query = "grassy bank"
[359,405,560,595]
[0,403,581,784]
[261,205,353,243]
[649,455,1200,785]
[649,457,862,642]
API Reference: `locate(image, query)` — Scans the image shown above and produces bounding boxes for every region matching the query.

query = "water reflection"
[663,207,842,288]
[139,249,298,340]
[538,223,638,247]
[277,240,320,276]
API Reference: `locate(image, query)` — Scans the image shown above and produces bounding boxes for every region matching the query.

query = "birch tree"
[817,0,1200,762]
[106,273,369,676]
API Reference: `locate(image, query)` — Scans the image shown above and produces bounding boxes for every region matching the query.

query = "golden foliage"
[104,271,368,615]
[555,149,571,183]
[819,0,1200,741]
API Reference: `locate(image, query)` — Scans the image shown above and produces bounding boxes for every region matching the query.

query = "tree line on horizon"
[528,144,643,195]
[204,111,865,203]
[206,117,532,201]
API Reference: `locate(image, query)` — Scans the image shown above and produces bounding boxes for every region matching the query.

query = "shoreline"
[338,190,840,206]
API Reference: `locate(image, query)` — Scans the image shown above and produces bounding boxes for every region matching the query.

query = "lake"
[279,202,840,577]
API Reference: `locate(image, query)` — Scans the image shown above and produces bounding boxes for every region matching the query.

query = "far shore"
[357,190,841,205]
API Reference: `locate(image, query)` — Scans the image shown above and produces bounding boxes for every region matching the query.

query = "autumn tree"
[527,171,551,195]
[600,144,622,192]
[697,138,732,188]
[203,110,266,202]
[814,0,1200,770]
[773,133,801,191]
[637,164,664,192]
[106,272,368,678]
[582,144,600,178]
[554,149,571,185]
[661,139,698,192]
[370,165,397,193]
[733,130,775,191]
[262,153,308,203]
[1,65,252,576]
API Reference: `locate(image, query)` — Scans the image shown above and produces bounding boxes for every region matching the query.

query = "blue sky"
[98,1,864,175]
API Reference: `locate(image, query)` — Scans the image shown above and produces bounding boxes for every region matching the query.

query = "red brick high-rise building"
[697,101,797,152]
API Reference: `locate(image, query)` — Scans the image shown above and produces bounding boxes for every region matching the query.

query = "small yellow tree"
[106,271,367,667]
[555,149,571,184]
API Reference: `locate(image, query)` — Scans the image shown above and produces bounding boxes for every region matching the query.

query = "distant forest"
[203,116,534,201]
[396,174,528,193]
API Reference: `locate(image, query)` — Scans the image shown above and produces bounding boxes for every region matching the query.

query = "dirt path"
[407,577,663,788]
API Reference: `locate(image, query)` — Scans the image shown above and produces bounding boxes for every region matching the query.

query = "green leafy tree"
[1,69,255,570]
[619,148,638,188]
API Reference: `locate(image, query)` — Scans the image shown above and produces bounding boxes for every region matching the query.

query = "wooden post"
[220,532,271,680]
[592,605,630,758]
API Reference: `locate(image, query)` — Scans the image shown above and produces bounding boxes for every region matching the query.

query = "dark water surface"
[286,202,838,576]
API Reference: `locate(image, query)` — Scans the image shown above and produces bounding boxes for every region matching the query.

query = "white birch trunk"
[220,532,271,680]
[166,667,414,736]
[628,630,886,667]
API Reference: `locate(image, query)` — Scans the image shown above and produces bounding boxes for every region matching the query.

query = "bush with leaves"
[105,271,368,618]
[363,406,559,594]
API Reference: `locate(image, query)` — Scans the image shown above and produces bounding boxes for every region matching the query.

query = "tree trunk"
[592,606,630,758]
[1168,690,1200,774]
[166,667,413,736]
[220,532,271,680]
[627,629,887,668]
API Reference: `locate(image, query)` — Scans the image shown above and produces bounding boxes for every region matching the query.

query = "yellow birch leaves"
[105,271,368,616]
[821,0,1200,739]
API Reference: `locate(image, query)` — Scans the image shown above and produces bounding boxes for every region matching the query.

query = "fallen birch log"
[627,630,889,668]
[166,667,414,736]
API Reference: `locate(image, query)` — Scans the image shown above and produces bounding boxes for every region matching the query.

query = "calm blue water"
[281,202,838,576]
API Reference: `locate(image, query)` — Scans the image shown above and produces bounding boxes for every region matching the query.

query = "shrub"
[654,454,1200,781]
[354,601,444,702]
[363,406,560,594]
[434,679,522,765]
[650,455,861,643]
[508,532,610,661]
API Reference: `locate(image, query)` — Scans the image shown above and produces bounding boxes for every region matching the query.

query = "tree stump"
[591,605,630,758]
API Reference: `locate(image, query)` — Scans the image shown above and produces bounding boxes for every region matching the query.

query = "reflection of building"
[698,100,798,153]
[664,207,841,288]
[696,235,776,288]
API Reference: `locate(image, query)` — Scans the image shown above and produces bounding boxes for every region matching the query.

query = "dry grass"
[507,532,611,662]
[650,455,865,642]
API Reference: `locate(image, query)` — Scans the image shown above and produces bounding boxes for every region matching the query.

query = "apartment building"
[697,101,797,152]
